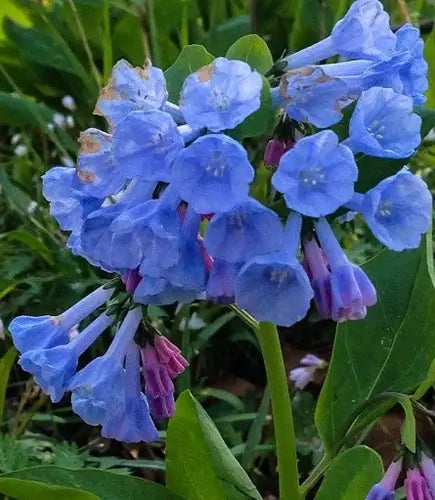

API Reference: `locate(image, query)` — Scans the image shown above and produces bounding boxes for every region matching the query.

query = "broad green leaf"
[204,16,251,56]
[166,390,261,500]
[0,168,33,213]
[316,233,435,454]
[0,477,97,500]
[5,466,180,500]
[0,347,17,423]
[113,15,146,66]
[0,91,54,127]
[398,397,416,453]
[414,358,435,399]
[229,77,274,141]
[290,0,332,52]
[226,34,273,74]
[314,446,383,500]
[164,45,214,102]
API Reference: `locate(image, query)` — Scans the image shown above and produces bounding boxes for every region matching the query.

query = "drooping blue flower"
[133,275,199,305]
[346,170,432,251]
[289,354,326,390]
[18,313,113,403]
[171,134,254,213]
[315,218,377,321]
[111,185,182,275]
[365,459,401,500]
[235,214,313,327]
[113,110,185,183]
[180,57,262,132]
[9,286,113,354]
[160,207,206,291]
[79,183,157,272]
[42,167,102,232]
[94,59,167,129]
[206,259,242,304]
[204,197,284,263]
[69,307,142,425]
[76,129,125,198]
[346,87,421,158]
[102,344,158,442]
[274,68,351,128]
[285,0,396,68]
[395,23,428,107]
[272,130,358,217]
[303,237,332,319]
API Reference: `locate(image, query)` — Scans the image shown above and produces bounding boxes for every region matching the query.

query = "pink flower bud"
[264,138,295,167]
[149,392,175,420]
[141,344,174,399]
[154,336,189,378]
[405,468,432,500]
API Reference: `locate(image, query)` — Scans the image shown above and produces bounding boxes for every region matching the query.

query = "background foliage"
[0,0,434,498]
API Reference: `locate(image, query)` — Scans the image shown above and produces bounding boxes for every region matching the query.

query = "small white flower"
[289,354,327,390]
[11,133,21,145]
[14,144,28,157]
[53,112,66,128]
[66,115,75,128]
[26,201,38,214]
[62,95,76,111]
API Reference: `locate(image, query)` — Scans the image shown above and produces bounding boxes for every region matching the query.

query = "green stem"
[102,0,113,83]
[147,0,161,66]
[300,455,329,497]
[256,322,300,500]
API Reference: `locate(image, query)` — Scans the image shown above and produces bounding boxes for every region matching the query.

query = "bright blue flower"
[395,23,428,107]
[330,0,396,61]
[94,59,167,129]
[348,170,432,251]
[42,167,102,232]
[346,87,421,158]
[80,183,157,272]
[272,130,357,217]
[17,313,113,403]
[80,203,143,272]
[133,275,199,305]
[111,186,182,275]
[180,57,262,132]
[171,134,254,213]
[206,259,242,304]
[365,485,394,500]
[102,344,158,442]
[315,218,377,321]
[69,308,141,425]
[274,68,350,128]
[235,214,313,327]
[285,0,396,68]
[77,129,125,198]
[204,197,284,263]
[9,287,112,354]
[113,110,184,183]
[160,207,206,291]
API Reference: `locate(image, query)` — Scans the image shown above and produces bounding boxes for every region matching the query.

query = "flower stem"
[256,322,300,500]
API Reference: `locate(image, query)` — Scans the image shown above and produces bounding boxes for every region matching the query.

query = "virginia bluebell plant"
[9,0,432,446]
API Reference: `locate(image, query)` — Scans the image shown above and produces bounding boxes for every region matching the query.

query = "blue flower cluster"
[9,0,432,442]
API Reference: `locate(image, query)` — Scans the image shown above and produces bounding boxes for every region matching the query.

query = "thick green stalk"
[256,322,301,500]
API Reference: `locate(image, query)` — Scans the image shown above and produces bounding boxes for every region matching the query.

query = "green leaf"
[0,0,31,40]
[0,477,98,500]
[226,34,273,74]
[5,229,54,266]
[398,397,416,453]
[316,232,435,454]
[164,45,214,102]
[204,16,251,56]
[112,14,145,67]
[314,446,383,500]
[166,391,261,500]
[0,91,54,127]
[414,358,435,399]
[290,0,332,52]
[0,347,17,423]
[5,467,180,499]
[229,77,274,141]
